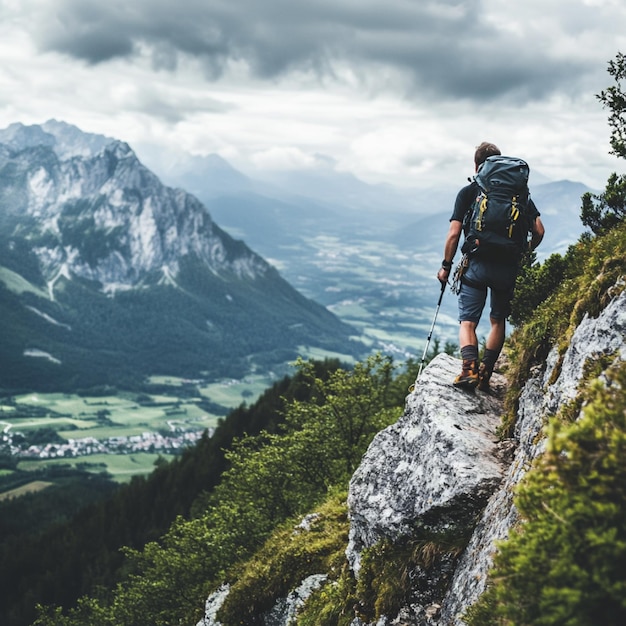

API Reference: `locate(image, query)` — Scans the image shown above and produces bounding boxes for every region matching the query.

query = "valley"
[0,372,283,483]
[200,176,590,365]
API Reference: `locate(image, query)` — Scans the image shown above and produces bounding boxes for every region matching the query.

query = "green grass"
[0,480,53,501]
[296,345,358,364]
[147,375,191,386]
[6,391,219,434]
[7,417,94,432]
[198,373,280,408]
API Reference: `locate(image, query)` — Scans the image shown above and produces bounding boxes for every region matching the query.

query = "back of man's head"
[474,142,501,168]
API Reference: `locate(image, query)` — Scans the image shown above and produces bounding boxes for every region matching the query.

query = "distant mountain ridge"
[146,149,593,356]
[0,121,361,392]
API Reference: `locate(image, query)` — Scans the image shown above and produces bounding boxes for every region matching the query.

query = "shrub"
[466,360,626,625]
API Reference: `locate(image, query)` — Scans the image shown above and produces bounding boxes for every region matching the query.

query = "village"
[0,426,208,460]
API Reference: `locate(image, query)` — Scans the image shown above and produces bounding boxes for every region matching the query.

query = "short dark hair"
[474,142,501,167]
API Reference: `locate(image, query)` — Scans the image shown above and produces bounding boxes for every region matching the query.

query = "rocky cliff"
[196,285,626,625]
[346,286,626,625]
[0,121,270,292]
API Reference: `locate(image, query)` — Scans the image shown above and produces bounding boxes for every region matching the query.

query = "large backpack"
[462,155,532,262]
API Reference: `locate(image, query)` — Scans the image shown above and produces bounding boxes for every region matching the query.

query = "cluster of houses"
[1,427,209,460]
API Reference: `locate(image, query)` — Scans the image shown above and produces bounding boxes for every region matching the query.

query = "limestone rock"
[439,288,626,625]
[346,353,506,576]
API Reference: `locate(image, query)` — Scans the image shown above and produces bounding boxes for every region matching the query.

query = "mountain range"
[0,121,361,393]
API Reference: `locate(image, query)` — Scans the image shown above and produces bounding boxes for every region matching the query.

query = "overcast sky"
[1,0,625,190]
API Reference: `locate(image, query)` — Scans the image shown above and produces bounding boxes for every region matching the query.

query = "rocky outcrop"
[194,288,626,626]
[347,287,626,625]
[346,353,507,577]
[346,353,509,624]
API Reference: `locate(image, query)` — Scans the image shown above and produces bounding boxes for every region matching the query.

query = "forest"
[1,357,366,626]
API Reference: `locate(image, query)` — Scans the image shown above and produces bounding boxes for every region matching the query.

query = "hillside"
[0,358,348,626]
[196,221,626,625]
[0,121,362,392]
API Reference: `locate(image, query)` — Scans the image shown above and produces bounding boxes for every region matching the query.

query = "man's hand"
[437,267,450,285]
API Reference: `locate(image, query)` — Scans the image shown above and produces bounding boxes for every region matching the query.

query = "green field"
[1,375,278,482]
[2,392,216,434]
[296,345,359,364]
[197,373,282,408]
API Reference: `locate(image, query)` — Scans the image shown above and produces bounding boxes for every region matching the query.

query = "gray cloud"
[128,91,234,124]
[30,0,610,104]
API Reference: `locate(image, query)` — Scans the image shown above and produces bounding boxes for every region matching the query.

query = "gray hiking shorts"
[457,257,517,324]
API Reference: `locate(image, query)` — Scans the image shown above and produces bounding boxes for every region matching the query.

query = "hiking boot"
[453,360,479,390]
[478,363,492,392]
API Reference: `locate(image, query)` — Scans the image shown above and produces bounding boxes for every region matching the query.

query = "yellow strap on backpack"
[508,196,520,238]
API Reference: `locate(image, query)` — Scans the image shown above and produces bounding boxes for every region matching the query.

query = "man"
[437,142,545,391]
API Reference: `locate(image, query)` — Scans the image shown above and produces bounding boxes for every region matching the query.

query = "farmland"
[0,372,279,485]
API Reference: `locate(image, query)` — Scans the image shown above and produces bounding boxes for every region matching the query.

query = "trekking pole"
[416,281,447,381]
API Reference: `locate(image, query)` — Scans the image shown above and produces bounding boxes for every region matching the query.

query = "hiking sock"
[460,345,479,364]
[481,348,499,375]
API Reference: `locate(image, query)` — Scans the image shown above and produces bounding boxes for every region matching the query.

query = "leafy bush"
[466,360,626,626]
[598,51,626,160]
[581,173,626,235]
[510,251,568,327]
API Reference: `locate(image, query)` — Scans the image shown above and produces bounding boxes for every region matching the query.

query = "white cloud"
[0,0,624,192]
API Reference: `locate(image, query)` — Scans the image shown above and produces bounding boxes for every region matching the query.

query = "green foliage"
[501,222,626,436]
[579,52,626,235]
[356,534,465,622]
[297,566,358,626]
[510,251,568,327]
[466,360,626,625]
[298,527,469,625]
[598,51,626,160]
[217,491,349,623]
[32,354,404,626]
[581,173,626,235]
[423,338,459,363]
[1,360,342,626]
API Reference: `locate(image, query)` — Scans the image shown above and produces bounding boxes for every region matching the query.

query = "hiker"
[437,142,545,391]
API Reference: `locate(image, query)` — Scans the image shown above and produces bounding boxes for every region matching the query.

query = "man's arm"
[530,216,545,250]
[437,220,463,284]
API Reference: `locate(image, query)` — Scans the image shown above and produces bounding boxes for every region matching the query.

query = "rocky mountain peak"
[0,121,271,293]
[0,119,114,160]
